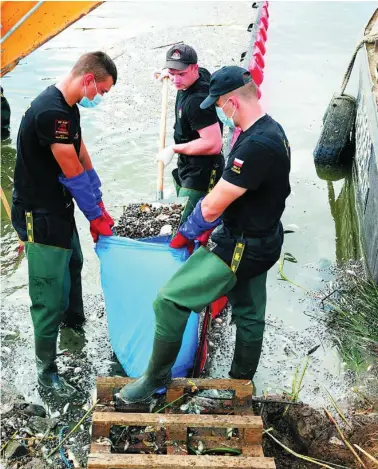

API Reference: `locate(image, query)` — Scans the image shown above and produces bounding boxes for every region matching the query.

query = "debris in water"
[113,203,184,239]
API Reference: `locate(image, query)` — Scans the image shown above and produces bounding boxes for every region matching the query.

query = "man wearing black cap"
[155,44,224,222]
[120,66,291,403]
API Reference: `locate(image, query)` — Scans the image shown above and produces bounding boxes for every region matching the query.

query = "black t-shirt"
[222,114,291,237]
[173,68,224,191]
[13,85,81,211]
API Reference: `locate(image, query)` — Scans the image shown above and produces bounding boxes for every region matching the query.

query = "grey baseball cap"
[164,44,198,71]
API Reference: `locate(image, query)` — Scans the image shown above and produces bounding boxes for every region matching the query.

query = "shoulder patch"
[55,119,70,140]
[231,157,244,174]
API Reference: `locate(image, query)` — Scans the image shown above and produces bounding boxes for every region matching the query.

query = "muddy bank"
[0,294,114,468]
[1,385,93,468]
[260,398,378,468]
[3,386,376,468]
[1,296,377,468]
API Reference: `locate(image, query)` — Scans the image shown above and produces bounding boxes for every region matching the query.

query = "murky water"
[1,2,376,407]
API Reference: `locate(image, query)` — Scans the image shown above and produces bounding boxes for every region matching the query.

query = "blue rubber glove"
[87,168,102,204]
[170,198,222,251]
[180,198,222,239]
[58,171,102,221]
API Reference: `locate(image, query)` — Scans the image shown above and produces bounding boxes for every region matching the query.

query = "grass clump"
[321,272,378,373]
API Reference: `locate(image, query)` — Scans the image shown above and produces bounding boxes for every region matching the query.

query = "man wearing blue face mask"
[11,51,117,398]
[119,66,291,404]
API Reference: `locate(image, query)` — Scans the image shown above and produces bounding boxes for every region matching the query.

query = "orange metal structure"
[1,1,103,77]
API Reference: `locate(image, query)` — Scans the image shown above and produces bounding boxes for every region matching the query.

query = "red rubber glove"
[98,201,114,228]
[169,232,195,255]
[196,228,214,247]
[90,214,113,243]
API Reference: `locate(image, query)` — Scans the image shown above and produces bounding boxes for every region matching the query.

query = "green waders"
[227,272,267,380]
[173,168,217,224]
[25,212,81,397]
[173,178,205,224]
[61,231,85,328]
[120,246,268,403]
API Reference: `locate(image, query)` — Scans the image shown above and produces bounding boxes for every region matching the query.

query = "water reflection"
[315,163,361,264]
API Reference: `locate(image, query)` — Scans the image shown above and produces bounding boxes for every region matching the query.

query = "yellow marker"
[231,239,245,273]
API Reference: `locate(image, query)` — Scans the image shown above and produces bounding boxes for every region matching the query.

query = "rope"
[58,426,73,468]
[340,33,378,95]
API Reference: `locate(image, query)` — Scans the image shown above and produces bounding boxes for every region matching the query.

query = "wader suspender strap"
[231,239,245,273]
[25,211,34,243]
[207,168,217,193]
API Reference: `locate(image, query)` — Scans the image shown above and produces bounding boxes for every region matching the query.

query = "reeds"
[321,274,378,373]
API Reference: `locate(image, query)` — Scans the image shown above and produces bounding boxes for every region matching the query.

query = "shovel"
[113,76,188,238]
[156,76,169,201]
[155,76,188,209]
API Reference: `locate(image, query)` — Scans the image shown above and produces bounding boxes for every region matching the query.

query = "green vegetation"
[322,274,378,373]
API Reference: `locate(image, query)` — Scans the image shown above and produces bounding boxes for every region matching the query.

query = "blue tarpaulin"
[95,235,199,378]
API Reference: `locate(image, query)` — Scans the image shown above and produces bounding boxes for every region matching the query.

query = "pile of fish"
[113,203,184,239]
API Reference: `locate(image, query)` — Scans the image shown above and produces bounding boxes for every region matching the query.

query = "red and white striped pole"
[230,1,269,149]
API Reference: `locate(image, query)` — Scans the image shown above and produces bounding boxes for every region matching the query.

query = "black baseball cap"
[200,66,252,109]
[164,44,198,71]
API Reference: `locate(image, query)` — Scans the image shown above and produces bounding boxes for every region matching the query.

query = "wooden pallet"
[88,377,276,469]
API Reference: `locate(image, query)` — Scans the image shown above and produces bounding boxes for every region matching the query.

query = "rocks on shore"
[23,404,46,419]
[1,387,64,468]
[3,440,28,460]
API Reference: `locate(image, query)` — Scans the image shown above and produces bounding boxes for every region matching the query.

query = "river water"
[1,2,376,407]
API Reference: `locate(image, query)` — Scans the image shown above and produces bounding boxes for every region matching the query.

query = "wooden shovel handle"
[156,77,169,200]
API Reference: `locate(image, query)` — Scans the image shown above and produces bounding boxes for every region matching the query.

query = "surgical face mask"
[216,99,236,129]
[79,80,102,108]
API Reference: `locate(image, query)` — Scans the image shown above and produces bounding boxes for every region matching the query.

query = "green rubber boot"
[229,339,263,395]
[118,338,182,403]
[35,338,78,398]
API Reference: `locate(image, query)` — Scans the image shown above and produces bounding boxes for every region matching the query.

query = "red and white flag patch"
[231,157,244,174]
[234,158,244,167]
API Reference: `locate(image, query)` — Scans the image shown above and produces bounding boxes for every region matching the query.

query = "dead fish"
[96,437,112,445]
[67,449,80,467]
[159,224,172,235]
[196,440,204,454]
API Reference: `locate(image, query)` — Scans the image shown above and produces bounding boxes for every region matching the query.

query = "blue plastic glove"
[86,168,102,204]
[170,199,222,251]
[58,171,102,221]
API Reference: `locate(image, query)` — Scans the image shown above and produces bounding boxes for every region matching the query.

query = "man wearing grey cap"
[120,66,291,403]
[155,44,224,223]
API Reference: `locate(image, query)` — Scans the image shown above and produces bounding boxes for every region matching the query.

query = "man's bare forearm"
[79,141,94,170]
[173,138,221,156]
